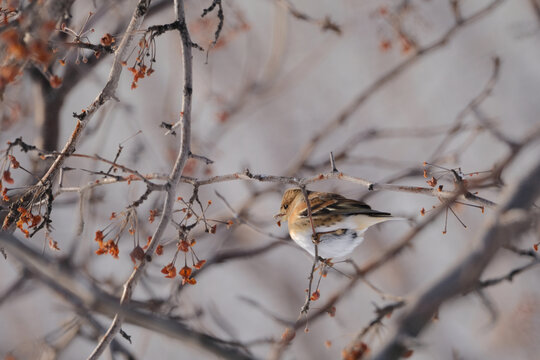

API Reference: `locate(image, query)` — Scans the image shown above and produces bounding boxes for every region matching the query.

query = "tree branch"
[287,0,506,174]
[40,0,153,186]
[87,0,195,357]
[0,232,253,360]
[372,158,540,360]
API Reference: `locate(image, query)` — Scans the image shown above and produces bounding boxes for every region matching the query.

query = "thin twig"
[478,260,540,288]
[299,185,319,315]
[40,0,153,187]
[287,0,506,175]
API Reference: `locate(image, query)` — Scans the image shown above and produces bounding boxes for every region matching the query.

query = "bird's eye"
[283,204,288,210]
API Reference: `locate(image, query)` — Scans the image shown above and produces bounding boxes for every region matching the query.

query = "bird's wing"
[295,192,340,217]
[323,199,392,217]
[298,192,391,218]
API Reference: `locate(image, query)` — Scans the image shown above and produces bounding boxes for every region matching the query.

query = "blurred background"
[1,0,540,359]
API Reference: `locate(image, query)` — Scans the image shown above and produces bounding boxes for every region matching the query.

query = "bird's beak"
[273,212,284,220]
[273,212,284,226]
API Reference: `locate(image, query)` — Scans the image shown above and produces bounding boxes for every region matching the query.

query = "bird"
[275,188,397,259]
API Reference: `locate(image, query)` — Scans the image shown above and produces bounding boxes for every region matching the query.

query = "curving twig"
[87,0,194,358]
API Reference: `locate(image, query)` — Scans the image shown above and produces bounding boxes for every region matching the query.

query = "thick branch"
[373,159,540,360]
[0,232,253,360]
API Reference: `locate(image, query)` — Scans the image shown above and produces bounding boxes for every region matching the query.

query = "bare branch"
[40,0,153,186]
[478,259,540,288]
[185,170,496,209]
[278,0,341,34]
[372,159,540,360]
[287,0,506,174]
[88,0,195,357]
[343,301,406,357]
[0,232,254,360]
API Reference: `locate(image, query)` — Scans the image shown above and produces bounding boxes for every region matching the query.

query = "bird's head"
[274,188,302,225]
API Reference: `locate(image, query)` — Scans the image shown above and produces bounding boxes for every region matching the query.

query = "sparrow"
[275,188,396,259]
